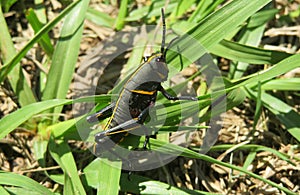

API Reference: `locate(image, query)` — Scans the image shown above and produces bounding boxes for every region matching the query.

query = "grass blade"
[247,89,300,142]
[149,140,295,195]
[125,0,177,22]
[0,6,36,106]
[97,159,121,195]
[0,186,9,195]
[228,9,274,79]
[188,0,226,23]
[231,53,300,90]
[41,0,90,122]
[171,0,195,19]
[120,173,214,195]
[211,39,291,65]
[25,8,54,56]
[0,0,82,83]
[114,0,128,30]
[84,158,122,195]
[0,99,70,139]
[261,78,300,91]
[0,171,55,195]
[0,95,111,139]
[253,81,262,129]
[210,144,296,165]
[48,138,86,194]
[167,0,272,70]
[86,7,114,28]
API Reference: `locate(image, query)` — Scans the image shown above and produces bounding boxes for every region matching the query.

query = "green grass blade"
[33,139,48,167]
[0,95,111,139]
[229,9,274,79]
[153,100,211,126]
[199,87,245,123]
[47,174,64,185]
[0,186,9,195]
[64,172,75,195]
[84,158,122,194]
[0,6,36,106]
[86,7,114,28]
[41,0,90,122]
[0,0,82,83]
[114,0,128,30]
[171,0,195,19]
[125,1,177,21]
[242,150,257,173]
[0,171,55,195]
[25,8,54,56]
[0,99,70,139]
[253,81,262,129]
[247,9,278,28]
[120,173,215,195]
[97,159,122,195]
[247,89,300,142]
[49,118,81,140]
[1,0,18,12]
[48,138,86,194]
[83,159,103,189]
[167,0,272,70]
[0,6,14,64]
[32,139,66,185]
[261,78,300,91]
[188,0,225,23]
[211,39,291,65]
[210,144,296,165]
[33,0,47,24]
[121,35,147,78]
[231,53,300,90]
[149,140,295,195]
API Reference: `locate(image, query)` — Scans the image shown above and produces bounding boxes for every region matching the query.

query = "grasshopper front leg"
[86,102,116,123]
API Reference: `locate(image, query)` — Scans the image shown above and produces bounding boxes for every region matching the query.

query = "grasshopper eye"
[156,57,164,62]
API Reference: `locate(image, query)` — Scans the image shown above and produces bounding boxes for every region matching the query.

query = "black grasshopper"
[87,9,197,157]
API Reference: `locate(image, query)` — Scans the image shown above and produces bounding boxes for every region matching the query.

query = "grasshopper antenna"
[161,8,166,55]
